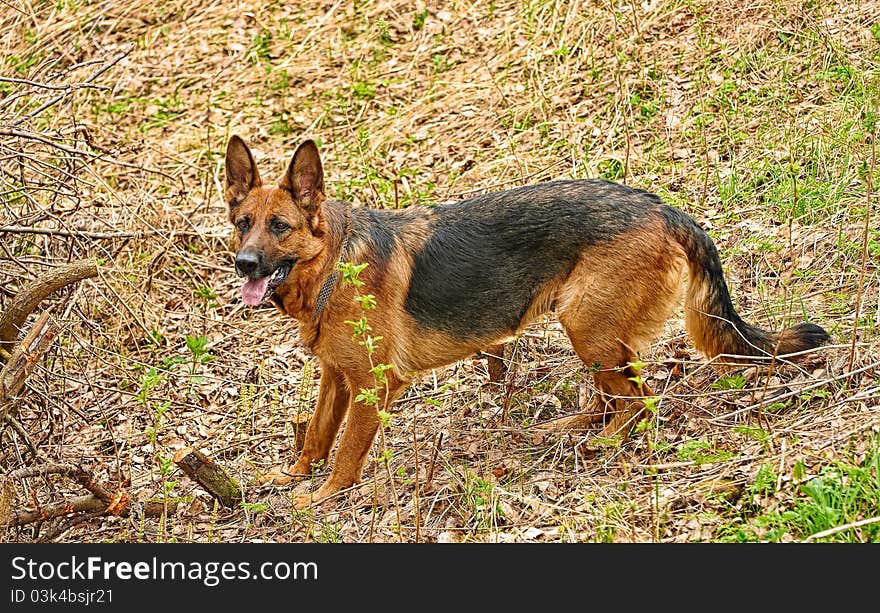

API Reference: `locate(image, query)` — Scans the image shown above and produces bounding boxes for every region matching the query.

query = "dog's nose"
[235,250,260,276]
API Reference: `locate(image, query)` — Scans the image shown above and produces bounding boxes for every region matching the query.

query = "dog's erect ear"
[280,140,325,226]
[225,135,261,215]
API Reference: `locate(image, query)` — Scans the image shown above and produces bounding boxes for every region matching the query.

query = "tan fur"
[554,220,686,433]
[684,270,725,358]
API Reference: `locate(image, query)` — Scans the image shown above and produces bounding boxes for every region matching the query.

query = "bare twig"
[0,128,93,155]
[848,120,875,372]
[1,414,39,460]
[0,259,96,353]
[803,516,880,542]
[0,130,180,182]
[36,510,103,542]
[7,463,113,502]
[706,359,880,423]
[0,76,108,92]
[9,45,133,127]
[0,225,143,239]
[0,461,181,535]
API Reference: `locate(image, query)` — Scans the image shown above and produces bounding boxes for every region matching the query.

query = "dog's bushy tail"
[660,206,829,360]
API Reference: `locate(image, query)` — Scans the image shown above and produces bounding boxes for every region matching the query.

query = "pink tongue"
[241,277,270,306]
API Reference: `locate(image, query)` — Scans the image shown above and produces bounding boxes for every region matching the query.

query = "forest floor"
[1,0,878,543]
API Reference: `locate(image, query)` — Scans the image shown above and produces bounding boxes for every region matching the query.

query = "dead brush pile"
[1,0,878,543]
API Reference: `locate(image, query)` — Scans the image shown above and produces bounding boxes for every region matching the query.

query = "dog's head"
[224,136,329,306]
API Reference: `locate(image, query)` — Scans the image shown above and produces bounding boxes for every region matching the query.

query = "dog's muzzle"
[235,248,296,306]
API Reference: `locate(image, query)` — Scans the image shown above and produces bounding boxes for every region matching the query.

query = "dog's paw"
[257,458,319,485]
[292,483,343,509]
[292,493,314,510]
[534,412,600,433]
[257,464,297,486]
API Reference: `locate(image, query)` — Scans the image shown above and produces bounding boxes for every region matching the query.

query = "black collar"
[313,214,351,321]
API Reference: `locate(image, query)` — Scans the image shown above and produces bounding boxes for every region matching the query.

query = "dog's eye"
[236,218,249,233]
[271,220,290,233]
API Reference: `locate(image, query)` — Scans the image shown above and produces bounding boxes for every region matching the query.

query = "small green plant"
[339,263,392,413]
[185,334,214,371]
[320,520,343,543]
[790,441,880,541]
[711,373,748,390]
[194,286,219,309]
[156,455,177,495]
[596,503,627,543]
[134,363,178,496]
[338,261,402,533]
[375,18,391,44]
[241,501,268,514]
[145,400,171,445]
[269,112,294,136]
[248,29,272,69]
[734,425,771,448]
[147,328,165,347]
[720,439,880,543]
[626,359,659,433]
[136,366,163,407]
[800,388,831,402]
[432,52,454,73]
[677,440,736,464]
[634,395,659,435]
[140,94,186,132]
[598,158,625,181]
[412,9,428,30]
[457,469,503,533]
[625,359,664,542]
[751,464,777,498]
[145,398,172,487]
[351,80,376,100]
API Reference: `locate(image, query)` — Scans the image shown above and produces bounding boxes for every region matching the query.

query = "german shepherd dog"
[224,135,828,508]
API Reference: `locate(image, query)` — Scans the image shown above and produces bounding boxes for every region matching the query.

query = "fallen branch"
[706,358,880,423]
[0,259,97,355]
[2,463,178,529]
[0,311,56,422]
[1,494,176,528]
[8,463,114,502]
[37,510,104,543]
[173,447,243,508]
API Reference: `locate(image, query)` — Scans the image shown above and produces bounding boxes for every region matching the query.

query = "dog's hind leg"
[552,222,685,438]
[259,361,349,485]
[481,342,510,383]
[551,334,651,438]
[590,356,656,439]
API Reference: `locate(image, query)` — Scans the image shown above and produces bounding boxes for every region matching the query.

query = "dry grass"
[1,0,878,543]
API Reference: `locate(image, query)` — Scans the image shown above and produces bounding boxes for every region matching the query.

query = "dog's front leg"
[294,372,408,508]
[259,361,349,486]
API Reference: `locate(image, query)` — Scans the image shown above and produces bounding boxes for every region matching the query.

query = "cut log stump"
[173,447,243,508]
